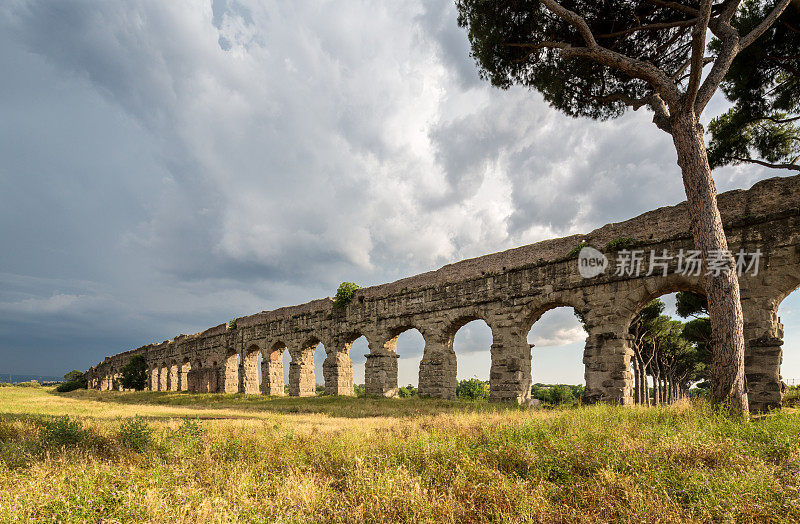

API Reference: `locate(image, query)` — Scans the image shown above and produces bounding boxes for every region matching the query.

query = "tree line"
[630,292,712,405]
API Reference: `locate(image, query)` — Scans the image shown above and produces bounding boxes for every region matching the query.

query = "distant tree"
[120,355,148,391]
[630,299,666,405]
[677,291,713,383]
[676,291,709,318]
[457,0,797,414]
[548,384,576,405]
[456,378,490,400]
[63,370,84,382]
[56,369,88,393]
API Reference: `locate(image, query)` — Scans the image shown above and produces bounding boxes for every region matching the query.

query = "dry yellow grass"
[2,386,799,523]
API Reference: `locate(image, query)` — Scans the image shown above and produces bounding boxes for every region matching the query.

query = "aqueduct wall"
[87,175,800,412]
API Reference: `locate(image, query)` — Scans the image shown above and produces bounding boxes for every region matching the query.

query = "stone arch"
[744,271,800,412]
[365,325,427,397]
[418,313,495,400]
[223,348,239,393]
[440,313,495,347]
[521,294,590,334]
[262,341,286,395]
[289,337,319,397]
[616,274,706,331]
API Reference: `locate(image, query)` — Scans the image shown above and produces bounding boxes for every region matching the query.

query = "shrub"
[118,417,153,452]
[56,379,87,393]
[354,384,366,397]
[40,416,87,448]
[530,384,584,406]
[176,418,203,441]
[15,381,42,388]
[228,317,238,330]
[456,378,490,400]
[604,237,640,252]
[398,384,418,398]
[333,282,360,308]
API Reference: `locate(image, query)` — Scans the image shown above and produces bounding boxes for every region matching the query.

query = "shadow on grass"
[51,389,529,419]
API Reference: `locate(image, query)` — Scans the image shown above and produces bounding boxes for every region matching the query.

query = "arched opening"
[777,284,800,405]
[313,342,326,393]
[211,360,219,392]
[159,363,169,391]
[169,360,179,391]
[453,320,492,382]
[180,359,191,391]
[191,359,204,392]
[243,345,261,394]
[149,365,159,391]
[282,346,291,394]
[223,349,239,393]
[396,328,424,392]
[526,306,587,405]
[420,316,491,400]
[257,352,263,391]
[350,336,369,394]
[628,290,709,406]
[264,341,286,395]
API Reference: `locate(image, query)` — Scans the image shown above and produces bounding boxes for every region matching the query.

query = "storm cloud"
[1,0,796,383]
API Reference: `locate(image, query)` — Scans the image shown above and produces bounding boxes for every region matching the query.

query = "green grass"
[1,387,799,523]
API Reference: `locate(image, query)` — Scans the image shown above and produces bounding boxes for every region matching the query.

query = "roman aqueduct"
[87,175,799,412]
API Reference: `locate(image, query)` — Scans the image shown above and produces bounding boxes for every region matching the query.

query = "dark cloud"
[0,0,796,382]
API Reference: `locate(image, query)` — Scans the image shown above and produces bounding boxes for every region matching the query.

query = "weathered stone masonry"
[87,175,800,412]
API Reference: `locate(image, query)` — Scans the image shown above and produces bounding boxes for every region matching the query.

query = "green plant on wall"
[604,237,640,252]
[567,241,594,258]
[334,282,360,308]
[228,318,238,330]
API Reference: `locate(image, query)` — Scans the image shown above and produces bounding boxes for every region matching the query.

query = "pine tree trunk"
[671,112,749,415]
[632,355,641,405]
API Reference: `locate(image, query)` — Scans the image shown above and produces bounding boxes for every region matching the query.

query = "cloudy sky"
[1,0,797,386]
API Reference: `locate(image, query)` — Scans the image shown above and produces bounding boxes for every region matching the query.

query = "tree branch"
[645,0,700,17]
[540,0,597,47]
[540,0,681,110]
[685,0,713,108]
[697,0,792,114]
[596,19,696,39]
[740,0,793,49]
[730,156,800,171]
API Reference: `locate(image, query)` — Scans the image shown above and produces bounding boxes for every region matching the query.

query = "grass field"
[1,387,800,523]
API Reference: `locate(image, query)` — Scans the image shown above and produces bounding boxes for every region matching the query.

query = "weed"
[118,417,153,452]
